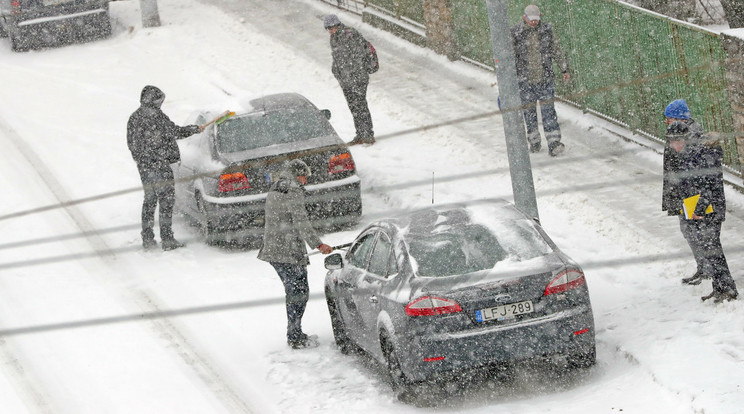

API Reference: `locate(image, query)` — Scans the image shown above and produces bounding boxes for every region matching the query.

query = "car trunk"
[407,254,572,331]
[215,138,355,196]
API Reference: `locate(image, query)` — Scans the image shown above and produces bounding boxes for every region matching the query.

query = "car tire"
[97,16,112,39]
[566,346,597,369]
[10,32,28,52]
[381,333,425,403]
[196,193,219,245]
[326,293,360,355]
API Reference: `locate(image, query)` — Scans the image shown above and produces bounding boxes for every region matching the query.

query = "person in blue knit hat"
[662,99,704,284]
[661,100,738,302]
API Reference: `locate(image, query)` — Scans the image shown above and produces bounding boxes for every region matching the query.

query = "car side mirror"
[324,253,343,270]
[320,109,331,120]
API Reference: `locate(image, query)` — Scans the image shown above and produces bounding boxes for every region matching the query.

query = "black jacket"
[663,129,726,222]
[127,86,200,168]
[662,119,704,214]
[330,24,369,89]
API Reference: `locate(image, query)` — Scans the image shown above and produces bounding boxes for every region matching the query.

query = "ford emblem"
[494,294,512,303]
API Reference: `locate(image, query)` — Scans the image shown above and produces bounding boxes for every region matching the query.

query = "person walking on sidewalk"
[325,14,375,145]
[511,5,570,156]
[127,85,203,251]
[258,160,333,348]
[664,118,738,303]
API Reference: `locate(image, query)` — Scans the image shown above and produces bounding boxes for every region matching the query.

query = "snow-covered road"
[0,0,741,412]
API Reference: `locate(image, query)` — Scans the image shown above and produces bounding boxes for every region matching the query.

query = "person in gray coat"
[258,159,333,348]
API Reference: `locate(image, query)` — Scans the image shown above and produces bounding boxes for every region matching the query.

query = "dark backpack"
[366,41,379,74]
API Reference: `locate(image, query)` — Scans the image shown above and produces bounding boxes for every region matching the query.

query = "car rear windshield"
[216,108,335,153]
[407,221,552,277]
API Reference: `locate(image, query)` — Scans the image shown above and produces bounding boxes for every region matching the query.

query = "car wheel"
[566,345,597,369]
[325,292,360,355]
[10,32,28,52]
[381,333,425,403]
[97,16,112,39]
[196,193,218,245]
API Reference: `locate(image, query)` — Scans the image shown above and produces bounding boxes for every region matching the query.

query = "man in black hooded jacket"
[325,14,375,145]
[127,85,203,251]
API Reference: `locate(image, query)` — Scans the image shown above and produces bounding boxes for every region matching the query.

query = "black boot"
[682,271,706,285]
[161,238,185,251]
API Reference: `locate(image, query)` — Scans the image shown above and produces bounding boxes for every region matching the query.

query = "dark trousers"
[679,216,737,294]
[270,262,309,342]
[137,163,176,241]
[520,82,561,145]
[342,82,373,139]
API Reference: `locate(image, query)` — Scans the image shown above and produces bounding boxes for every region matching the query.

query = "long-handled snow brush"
[200,110,236,129]
[306,242,352,256]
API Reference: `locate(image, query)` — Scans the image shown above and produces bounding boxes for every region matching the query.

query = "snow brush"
[306,242,353,257]
[201,110,236,129]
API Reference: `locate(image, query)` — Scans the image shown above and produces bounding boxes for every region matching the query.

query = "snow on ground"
[0,0,741,412]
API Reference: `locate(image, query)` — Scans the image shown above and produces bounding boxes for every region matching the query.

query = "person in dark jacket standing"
[258,160,333,348]
[511,5,570,156]
[127,85,203,251]
[662,99,707,285]
[664,119,738,303]
[325,14,375,145]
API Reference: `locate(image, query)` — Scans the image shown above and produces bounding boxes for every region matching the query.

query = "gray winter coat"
[257,170,322,265]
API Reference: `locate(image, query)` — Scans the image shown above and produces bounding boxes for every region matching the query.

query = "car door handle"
[369,295,378,303]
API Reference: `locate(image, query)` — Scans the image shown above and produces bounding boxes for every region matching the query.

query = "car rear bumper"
[397,305,595,382]
[202,175,362,233]
[17,8,107,27]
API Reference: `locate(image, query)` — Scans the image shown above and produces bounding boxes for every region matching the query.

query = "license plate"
[475,300,534,322]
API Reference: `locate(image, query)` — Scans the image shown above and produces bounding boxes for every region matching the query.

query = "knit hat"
[664,99,691,120]
[524,5,541,21]
[286,159,312,177]
[666,121,690,142]
[324,14,341,29]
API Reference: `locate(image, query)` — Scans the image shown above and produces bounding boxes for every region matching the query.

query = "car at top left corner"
[174,92,363,245]
[0,0,111,52]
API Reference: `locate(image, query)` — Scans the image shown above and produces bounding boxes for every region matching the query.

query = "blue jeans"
[270,262,309,342]
[519,82,561,145]
[679,216,737,294]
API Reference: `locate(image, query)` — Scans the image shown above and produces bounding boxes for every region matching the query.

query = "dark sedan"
[0,0,110,51]
[324,202,595,400]
[174,93,362,244]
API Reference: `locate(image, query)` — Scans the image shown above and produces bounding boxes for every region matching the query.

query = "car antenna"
[431,171,434,204]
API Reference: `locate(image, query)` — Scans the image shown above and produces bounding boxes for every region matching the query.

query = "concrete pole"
[140,0,161,28]
[484,0,539,221]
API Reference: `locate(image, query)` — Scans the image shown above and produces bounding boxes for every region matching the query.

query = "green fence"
[451,0,738,170]
[366,0,425,24]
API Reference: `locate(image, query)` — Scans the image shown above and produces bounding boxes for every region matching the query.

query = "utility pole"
[484,0,539,221]
[140,0,161,28]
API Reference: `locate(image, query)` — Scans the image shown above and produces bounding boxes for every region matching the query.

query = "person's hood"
[140,85,165,108]
[270,169,302,194]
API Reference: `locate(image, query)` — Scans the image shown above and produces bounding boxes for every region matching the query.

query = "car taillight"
[544,269,586,296]
[11,0,20,14]
[328,152,354,174]
[218,172,251,192]
[405,296,462,316]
